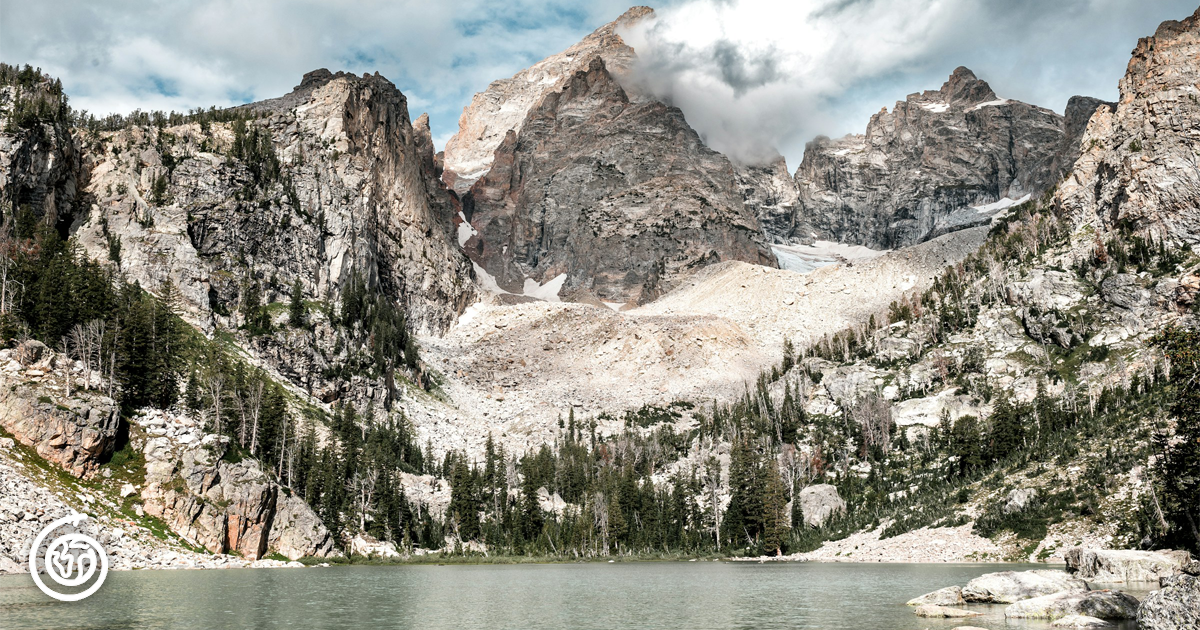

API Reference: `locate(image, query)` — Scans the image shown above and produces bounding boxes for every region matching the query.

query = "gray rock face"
[794,67,1065,249]
[0,85,81,232]
[73,69,473,334]
[795,483,846,528]
[1137,574,1200,630]
[268,493,335,560]
[1047,96,1115,182]
[465,57,773,304]
[1100,274,1151,311]
[1057,8,1200,247]
[736,155,806,244]
[1065,548,1193,583]
[962,570,1089,603]
[1005,590,1140,621]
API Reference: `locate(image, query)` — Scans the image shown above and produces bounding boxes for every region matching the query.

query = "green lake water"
[0,561,1146,629]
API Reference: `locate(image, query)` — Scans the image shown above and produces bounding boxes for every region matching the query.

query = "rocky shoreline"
[0,453,306,575]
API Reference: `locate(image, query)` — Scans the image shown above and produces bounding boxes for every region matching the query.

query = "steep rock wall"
[1056,7,1200,246]
[465,57,773,304]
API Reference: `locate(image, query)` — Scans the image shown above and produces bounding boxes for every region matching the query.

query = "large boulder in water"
[962,569,1088,603]
[907,585,965,606]
[795,484,846,528]
[1004,590,1140,621]
[1137,574,1200,630]
[1064,548,1192,583]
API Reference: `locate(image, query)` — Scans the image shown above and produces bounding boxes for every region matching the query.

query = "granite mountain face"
[75,69,473,335]
[792,67,1069,249]
[1057,7,1200,246]
[463,57,773,305]
[451,8,775,305]
[441,6,655,195]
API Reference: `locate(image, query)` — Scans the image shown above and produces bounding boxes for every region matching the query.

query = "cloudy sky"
[2,0,1195,167]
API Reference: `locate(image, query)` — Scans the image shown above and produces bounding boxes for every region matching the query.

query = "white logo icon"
[30,513,109,602]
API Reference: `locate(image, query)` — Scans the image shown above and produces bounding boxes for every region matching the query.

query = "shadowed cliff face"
[794,67,1066,250]
[463,57,774,305]
[1057,7,1200,248]
[71,70,473,335]
[0,84,81,237]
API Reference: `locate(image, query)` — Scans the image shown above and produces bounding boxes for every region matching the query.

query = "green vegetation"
[1148,326,1200,551]
[0,63,70,130]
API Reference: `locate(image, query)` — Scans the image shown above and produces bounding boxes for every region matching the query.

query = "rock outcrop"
[1056,7,1200,246]
[1137,572,1200,630]
[908,586,966,606]
[1065,548,1193,583]
[135,409,335,561]
[73,69,473,334]
[0,342,333,562]
[0,342,119,478]
[441,6,654,193]
[1004,590,1140,621]
[464,57,773,304]
[795,67,1065,249]
[795,483,847,528]
[0,440,307,572]
[961,570,1089,603]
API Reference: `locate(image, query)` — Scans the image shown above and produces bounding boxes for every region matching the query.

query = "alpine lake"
[0,561,1148,629]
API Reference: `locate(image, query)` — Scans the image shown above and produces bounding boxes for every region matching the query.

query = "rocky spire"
[939,66,998,106]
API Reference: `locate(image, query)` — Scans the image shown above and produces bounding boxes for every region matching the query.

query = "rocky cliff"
[794,67,1066,249]
[0,340,333,561]
[0,83,80,234]
[135,409,334,560]
[73,69,473,334]
[441,6,654,194]
[1056,7,1200,247]
[463,57,773,304]
[0,341,118,478]
[736,155,807,244]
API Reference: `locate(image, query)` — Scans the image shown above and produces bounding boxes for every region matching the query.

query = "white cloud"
[619,0,1198,167]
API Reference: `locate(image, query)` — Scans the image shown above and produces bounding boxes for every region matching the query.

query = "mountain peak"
[615,6,655,26]
[940,66,998,105]
[442,7,653,194]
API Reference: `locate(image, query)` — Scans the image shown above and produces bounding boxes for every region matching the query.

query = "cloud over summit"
[2,0,1197,167]
[620,0,1197,166]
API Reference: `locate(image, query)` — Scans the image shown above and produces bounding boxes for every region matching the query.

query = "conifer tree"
[1152,326,1200,551]
[761,458,789,555]
[288,278,305,328]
